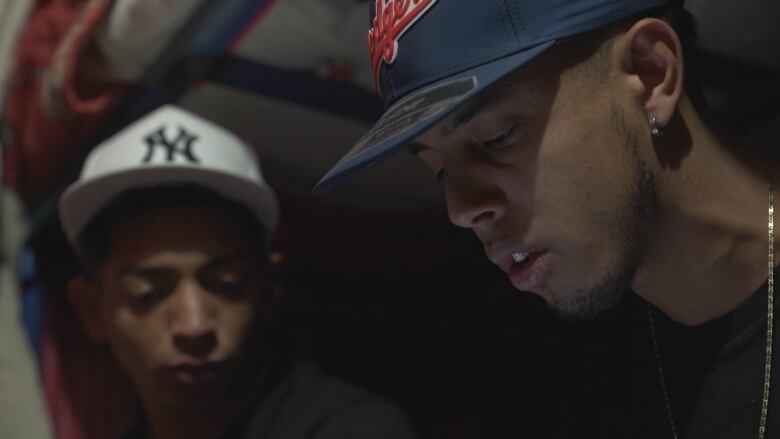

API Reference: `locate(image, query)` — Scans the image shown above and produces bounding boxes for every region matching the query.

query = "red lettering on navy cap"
[368,0,438,92]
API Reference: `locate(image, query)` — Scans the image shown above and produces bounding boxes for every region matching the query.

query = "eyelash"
[480,124,522,150]
[130,290,159,306]
[434,124,522,183]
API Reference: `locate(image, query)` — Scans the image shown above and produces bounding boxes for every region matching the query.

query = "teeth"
[511,252,528,263]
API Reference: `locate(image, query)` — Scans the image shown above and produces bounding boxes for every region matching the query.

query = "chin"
[545,272,632,323]
[156,385,231,412]
[148,370,233,409]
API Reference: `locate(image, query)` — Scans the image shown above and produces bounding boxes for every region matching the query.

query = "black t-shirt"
[544,273,780,438]
[124,359,416,439]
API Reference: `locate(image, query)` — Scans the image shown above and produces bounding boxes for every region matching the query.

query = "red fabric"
[60,0,124,114]
[3,0,124,202]
[41,289,138,439]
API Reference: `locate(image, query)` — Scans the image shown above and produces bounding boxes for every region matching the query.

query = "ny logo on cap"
[368,0,438,91]
[142,125,200,164]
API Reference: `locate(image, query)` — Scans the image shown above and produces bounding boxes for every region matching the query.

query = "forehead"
[413,37,611,148]
[414,65,558,146]
[105,202,256,267]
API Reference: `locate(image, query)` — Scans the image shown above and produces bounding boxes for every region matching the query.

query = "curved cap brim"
[314,40,556,193]
[59,165,279,255]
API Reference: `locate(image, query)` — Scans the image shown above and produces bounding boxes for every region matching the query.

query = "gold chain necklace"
[647,183,774,439]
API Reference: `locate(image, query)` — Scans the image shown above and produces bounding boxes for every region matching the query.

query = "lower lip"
[507,251,550,292]
[167,367,220,385]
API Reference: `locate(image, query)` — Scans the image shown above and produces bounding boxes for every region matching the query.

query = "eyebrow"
[407,141,429,156]
[118,266,175,279]
[118,252,250,278]
[407,88,509,156]
[198,253,252,273]
[442,92,496,138]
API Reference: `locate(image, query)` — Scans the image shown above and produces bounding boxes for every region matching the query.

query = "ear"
[615,18,684,129]
[256,251,284,320]
[67,276,108,344]
[265,250,285,298]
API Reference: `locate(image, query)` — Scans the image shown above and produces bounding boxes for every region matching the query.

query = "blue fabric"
[180,0,275,56]
[19,247,45,358]
[315,40,554,192]
[317,0,669,191]
[373,0,668,104]
[214,56,383,123]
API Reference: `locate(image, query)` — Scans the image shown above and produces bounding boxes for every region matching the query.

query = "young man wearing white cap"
[60,105,416,439]
[317,0,780,437]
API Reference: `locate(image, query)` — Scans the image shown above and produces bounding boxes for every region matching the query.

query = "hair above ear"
[67,276,108,344]
[617,18,684,129]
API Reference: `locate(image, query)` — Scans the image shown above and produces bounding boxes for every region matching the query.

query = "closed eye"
[479,124,523,151]
[130,290,162,306]
[211,271,251,297]
[120,269,178,308]
[198,260,256,299]
[408,141,445,183]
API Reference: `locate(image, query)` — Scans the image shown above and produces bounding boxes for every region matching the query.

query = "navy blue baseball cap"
[315,0,670,192]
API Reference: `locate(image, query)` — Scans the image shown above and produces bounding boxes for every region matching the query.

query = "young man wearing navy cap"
[60,105,416,439]
[318,1,779,437]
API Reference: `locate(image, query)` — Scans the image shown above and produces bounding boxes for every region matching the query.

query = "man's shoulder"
[240,360,416,439]
[284,361,376,407]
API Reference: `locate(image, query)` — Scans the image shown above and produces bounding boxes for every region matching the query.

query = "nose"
[444,167,506,229]
[169,282,217,357]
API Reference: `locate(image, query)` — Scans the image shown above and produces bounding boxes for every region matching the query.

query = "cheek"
[532,110,639,242]
[218,302,258,345]
[104,307,165,374]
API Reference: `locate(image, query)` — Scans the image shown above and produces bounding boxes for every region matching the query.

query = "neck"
[632,98,777,326]
[141,358,268,439]
[145,404,240,439]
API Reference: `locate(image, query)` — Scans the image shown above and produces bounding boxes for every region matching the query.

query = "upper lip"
[485,242,544,273]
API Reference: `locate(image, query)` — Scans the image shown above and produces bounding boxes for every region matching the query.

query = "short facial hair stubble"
[548,103,659,322]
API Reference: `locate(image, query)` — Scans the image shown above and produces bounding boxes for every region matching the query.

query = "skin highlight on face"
[546,101,659,322]
[71,200,271,414]
[410,30,662,322]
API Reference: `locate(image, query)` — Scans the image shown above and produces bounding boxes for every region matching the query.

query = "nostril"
[445,178,506,229]
[449,208,497,229]
[472,210,495,225]
[173,332,217,357]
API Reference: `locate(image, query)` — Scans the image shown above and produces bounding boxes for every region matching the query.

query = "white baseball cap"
[59,105,279,255]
